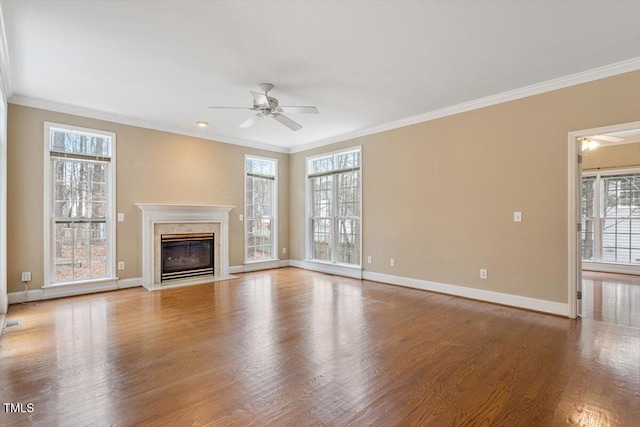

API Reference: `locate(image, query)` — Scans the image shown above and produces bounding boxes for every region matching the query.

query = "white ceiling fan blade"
[592,134,624,143]
[209,106,255,110]
[250,91,270,108]
[272,113,302,131]
[279,106,319,114]
[239,114,263,128]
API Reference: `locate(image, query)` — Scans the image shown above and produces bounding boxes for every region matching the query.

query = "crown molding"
[7,57,639,155]
[289,57,640,153]
[8,96,289,153]
[0,5,12,100]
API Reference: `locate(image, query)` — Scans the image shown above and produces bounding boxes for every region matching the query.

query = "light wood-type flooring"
[1,268,638,426]
[582,271,640,328]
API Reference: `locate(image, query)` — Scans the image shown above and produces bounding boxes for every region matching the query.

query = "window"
[307,147,361,266]
[45,123,116,285]
[245,156,277,262]
[582,171,640,265]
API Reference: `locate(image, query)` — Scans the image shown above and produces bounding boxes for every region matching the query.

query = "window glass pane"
[51,130,110,156]
[91,257,107,278]
[335,150,360,170]
[311,176,332,218]
[337,171,360,218]
[312,219,332,261]
[246,219,273,262]
[91,202,105,218]
[309,156,333,174]
[55,265,72,282]
[91,183,107,202]
[247,158,275,176]
[337,219,360,264]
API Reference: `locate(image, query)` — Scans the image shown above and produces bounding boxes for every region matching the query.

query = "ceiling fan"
[209,83,318,131]
[582,134,624,150]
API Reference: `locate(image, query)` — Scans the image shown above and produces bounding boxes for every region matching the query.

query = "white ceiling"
[2,1,639,152]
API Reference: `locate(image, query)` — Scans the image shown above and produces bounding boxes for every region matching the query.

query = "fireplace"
[160,233,214,282]
[136,203,235,291]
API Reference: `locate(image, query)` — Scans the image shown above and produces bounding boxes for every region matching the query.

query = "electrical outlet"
[282,247,287,255]
[21,272,31,282]
[390,259,395,267]
[118,262,125,271]
[367,256,372,264]
[480,269,488,279]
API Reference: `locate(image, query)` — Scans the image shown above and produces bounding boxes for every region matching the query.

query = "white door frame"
[567,120,640,319]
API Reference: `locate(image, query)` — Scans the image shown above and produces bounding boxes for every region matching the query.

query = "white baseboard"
[289,259,363,279]
[362,271,569,317]
[230,259,290,274]
[8,277,143,304]
[117,277,142,289]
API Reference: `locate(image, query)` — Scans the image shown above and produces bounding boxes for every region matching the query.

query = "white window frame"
[244,154,278,264]
[43,122,117,287]
[305,146,362,268]
[582,167,640,274]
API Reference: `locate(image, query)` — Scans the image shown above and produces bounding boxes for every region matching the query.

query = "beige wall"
[7,71,640,302]
[7,105,289,293]
[582,141,640,170]
[290,71,640,303]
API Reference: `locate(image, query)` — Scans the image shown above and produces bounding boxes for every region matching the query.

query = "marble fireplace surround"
[136,203,236,290]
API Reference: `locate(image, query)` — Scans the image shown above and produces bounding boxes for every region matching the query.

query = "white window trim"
[43,122,117,287]
[305,145,362,267]
[581,167,640,274]
[244,154,278,264]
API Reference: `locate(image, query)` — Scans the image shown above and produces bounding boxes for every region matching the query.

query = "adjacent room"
[0,1,639,425]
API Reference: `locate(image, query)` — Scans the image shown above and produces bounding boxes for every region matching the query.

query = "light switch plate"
[117,213,124,222]
[514,212,522,222]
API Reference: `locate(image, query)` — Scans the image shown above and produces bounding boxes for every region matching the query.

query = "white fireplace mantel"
[136,203,236,290]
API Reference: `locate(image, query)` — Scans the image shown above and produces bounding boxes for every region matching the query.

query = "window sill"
[44,276,119,289]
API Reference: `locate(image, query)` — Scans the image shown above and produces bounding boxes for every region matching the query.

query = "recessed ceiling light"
[196,121,209,127]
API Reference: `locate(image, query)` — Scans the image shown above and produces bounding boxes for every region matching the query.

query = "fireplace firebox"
[160,233,214,282]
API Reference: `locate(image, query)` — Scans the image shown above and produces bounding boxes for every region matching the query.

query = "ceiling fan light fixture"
[582,137,599,151]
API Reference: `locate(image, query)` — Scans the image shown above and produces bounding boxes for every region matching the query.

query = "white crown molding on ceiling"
[289,57,640,153]
[8,57,640,155]
[8,96,289,153]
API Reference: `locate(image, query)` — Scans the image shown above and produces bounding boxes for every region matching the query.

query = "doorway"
[568,121,640,321]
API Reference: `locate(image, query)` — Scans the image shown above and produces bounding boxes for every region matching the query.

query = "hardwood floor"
[1,267,638,426]
[582,271,640,328]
